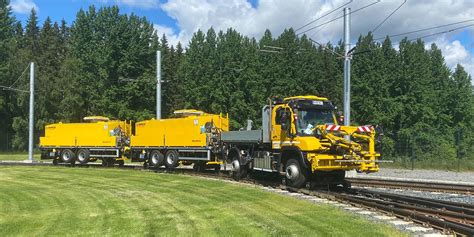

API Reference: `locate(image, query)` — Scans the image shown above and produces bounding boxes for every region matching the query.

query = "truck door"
[271,105,291,149]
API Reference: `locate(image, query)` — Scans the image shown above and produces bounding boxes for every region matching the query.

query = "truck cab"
[221,95,380,188]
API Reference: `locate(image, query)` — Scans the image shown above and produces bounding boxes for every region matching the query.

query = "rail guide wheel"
[230,157,247,180]
[116,160,125,167]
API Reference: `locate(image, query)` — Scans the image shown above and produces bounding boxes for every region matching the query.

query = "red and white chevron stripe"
[357,125,373,133]
[326,124,341,131]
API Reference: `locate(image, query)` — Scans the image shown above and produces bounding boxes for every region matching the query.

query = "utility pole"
[343,7,351,128]
[156,51,161,119]
[28,62,35,161]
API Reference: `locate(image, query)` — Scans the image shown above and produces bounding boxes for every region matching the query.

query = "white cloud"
[433,38,473,80]
[9,0,38,14]
[160,0,474,44]
[158,0,474,79]
[154,24,181,46]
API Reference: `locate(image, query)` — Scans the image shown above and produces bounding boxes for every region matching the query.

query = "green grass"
[0,166,405,236]
[0,152,40,161]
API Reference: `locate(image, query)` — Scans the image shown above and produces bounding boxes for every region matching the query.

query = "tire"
[165,150,179,169]
[52,158,58,166]
[101,159,108,167]
[76,149,90,164]
[61,149,75,163]
[193,162,202,172]
[285,159,307,188]
[149,150,164,168]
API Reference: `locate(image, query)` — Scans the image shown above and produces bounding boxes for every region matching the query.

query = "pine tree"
[24,8,39,57]
[0,0,14,150]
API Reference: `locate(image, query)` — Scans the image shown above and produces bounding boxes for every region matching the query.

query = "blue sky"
[9,0,474,76]
[13,0,179,30]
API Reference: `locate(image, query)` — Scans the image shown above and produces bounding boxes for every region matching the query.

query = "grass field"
[0,166,405,236]
[0,152,40,161]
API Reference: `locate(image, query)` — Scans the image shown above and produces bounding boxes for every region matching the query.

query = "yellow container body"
[40,120,131,148]
[131,113,229,148]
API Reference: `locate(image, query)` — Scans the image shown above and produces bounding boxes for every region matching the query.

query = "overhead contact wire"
[295,0,352,33]
[371,0,407,33]
[297,0,381,36]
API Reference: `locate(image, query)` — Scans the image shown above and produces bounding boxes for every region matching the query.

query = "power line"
[374,19,474,41]
[372,0,406,33]
[295,0,352,33]
[297,0,381,36]
[1,64,30,92]
[397,23,474,45]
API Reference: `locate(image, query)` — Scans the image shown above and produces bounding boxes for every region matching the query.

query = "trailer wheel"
[76,149,90,164]
[107,158,115,167]
[285,159,307,188]
[165,150,179,169]
[149,150,164,168]
[61,149,75,163]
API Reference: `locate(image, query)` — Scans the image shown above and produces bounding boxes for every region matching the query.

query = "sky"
[9,0,474,78]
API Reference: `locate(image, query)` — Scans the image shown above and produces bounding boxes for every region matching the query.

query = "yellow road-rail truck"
[129,110,229,170]
[40,116,131,166]
[220,95,380,188]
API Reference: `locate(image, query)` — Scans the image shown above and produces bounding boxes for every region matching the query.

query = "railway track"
[347,177,474,195]
[331,188,474,236]
[2,161,473,235]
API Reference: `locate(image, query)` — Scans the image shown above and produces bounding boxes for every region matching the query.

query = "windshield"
[296,109,335,135]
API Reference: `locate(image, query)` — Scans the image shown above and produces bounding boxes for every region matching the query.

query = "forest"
[0,3,472,164]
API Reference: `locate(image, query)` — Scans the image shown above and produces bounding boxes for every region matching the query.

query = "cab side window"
[275,108,290,125]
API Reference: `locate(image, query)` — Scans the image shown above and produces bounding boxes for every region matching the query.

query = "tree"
[0,0,15,150]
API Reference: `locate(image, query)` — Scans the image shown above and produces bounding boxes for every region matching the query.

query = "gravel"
[357,187,474,205]
[352,168,474,184]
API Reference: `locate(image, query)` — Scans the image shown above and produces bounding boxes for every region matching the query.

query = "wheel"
[101,159,108,167]
[61,149,75,163]
[107,158,115,167]
[231,158,247,180]
[52,158,58,166]
[285,159,307,188]
[76,149,90,165]
[193,162,202,172]
[117,160,125,167]
[165,150,179,169]
[149,150,164,168]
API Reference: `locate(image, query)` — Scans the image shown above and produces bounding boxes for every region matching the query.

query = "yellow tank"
[131,110,228,147]
[39,116,131,166]
[130,109,229,168]
[40,116,131,147]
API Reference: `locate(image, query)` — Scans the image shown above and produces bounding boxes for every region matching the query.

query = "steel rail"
[347,178,474,194]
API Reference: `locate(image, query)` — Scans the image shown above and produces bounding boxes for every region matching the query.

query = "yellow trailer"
[39,116,131,166]
[130,109,229,169]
